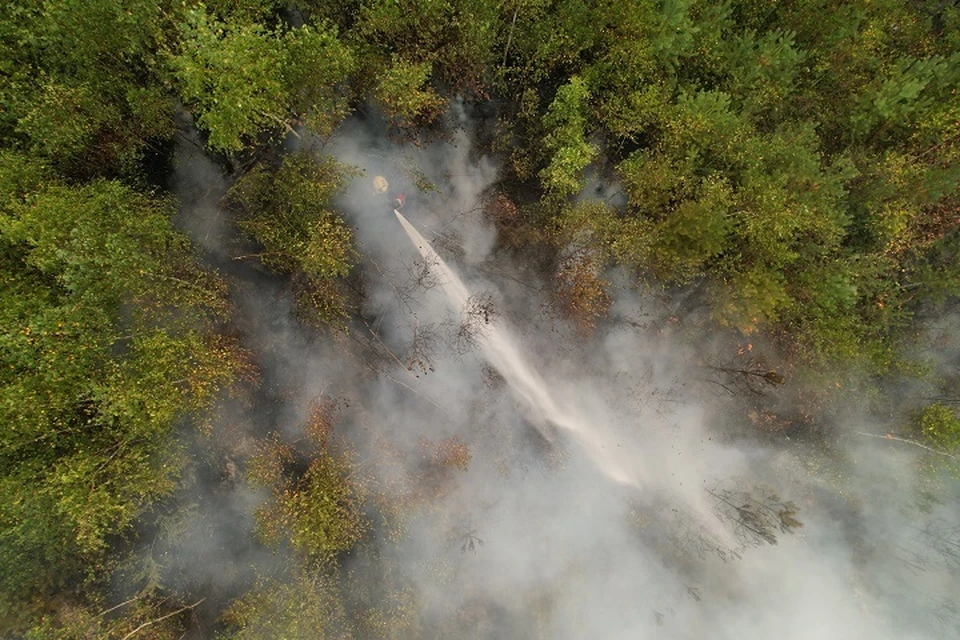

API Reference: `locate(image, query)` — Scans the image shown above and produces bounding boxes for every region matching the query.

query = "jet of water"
[394,210,640,488]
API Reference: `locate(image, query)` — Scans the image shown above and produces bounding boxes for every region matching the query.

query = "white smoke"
[163,109,960,638]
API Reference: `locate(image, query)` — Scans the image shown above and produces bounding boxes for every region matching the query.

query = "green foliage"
[4,0,960,630]
[713,266,791,333]
[19,594,190,640]
[666,89,748,160]
[221,570,353,640]
[264,453,367,560]
[1,0,176,177]
[373,57,447,129]
[284,25,357,137]
[919,404,960,452]
[170,9,353,151]
[852,52,960,144]
[220,560,420,640]
[726,28,807,121]
[540,77,597,201]
[170,11,286,152]
[650,0,699,70]
[226,152,356,325]
[203,0,285,21]
[552,200,621,251]
[0,159,242,609]
[248,435,367,562]
[356,0,500,92]
[598,84,671,143]
[498,0,599,84]
[649,174,734,281]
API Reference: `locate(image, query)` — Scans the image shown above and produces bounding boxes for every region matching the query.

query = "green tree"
[539,76,597,201]
[221,561,421,640]
[1,0,176,178]
[254,451,368,560]
[170,8,354,152]
[372,57,447,130]
[496,0,599,84]
[354,0,500,93]
[919,404,960,453]
[226,152,356,326]
[247,423,367,562]
[221,569,353,640]
[725,28,807,123]
[0,155,243,624]
[649,174,734,282]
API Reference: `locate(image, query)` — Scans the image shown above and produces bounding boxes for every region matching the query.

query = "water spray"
[393,209,642,488]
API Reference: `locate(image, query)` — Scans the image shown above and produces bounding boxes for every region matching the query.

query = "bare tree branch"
[855,432,957,460]
[502,6,520,68]
[120,599,205,640]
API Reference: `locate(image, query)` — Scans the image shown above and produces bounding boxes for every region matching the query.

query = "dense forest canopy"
[1,0,960,637]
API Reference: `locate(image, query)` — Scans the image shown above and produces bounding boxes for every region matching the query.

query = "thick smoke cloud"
[168,108,960,638]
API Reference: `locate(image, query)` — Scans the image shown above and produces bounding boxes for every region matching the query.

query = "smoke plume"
[165,108,960,638]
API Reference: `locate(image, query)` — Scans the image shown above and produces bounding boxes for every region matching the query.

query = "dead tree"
[707,483,802,548]
[705,357,785,396]
[451,292,498,356]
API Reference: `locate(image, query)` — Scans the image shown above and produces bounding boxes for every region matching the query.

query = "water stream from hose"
[394,209,639,487]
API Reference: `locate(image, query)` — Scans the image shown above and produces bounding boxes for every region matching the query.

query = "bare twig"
[502,5,520,68]
[174,131,207,153]
[120,599,205,640]
[232,252,271,261]
[349,324,453,419]
[361,318,414,373]
[97,595,141,618]
[260,111,302,139]
[855,431,957,460]
[381,369,453,419]
[706,488,770,542]
[914,132,960,161]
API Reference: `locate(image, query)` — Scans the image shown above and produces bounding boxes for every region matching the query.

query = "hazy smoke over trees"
[3,2,959,638]
[154,110,960,638]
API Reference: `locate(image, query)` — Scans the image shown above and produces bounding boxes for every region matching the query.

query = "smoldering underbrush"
[134,113,960,639]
